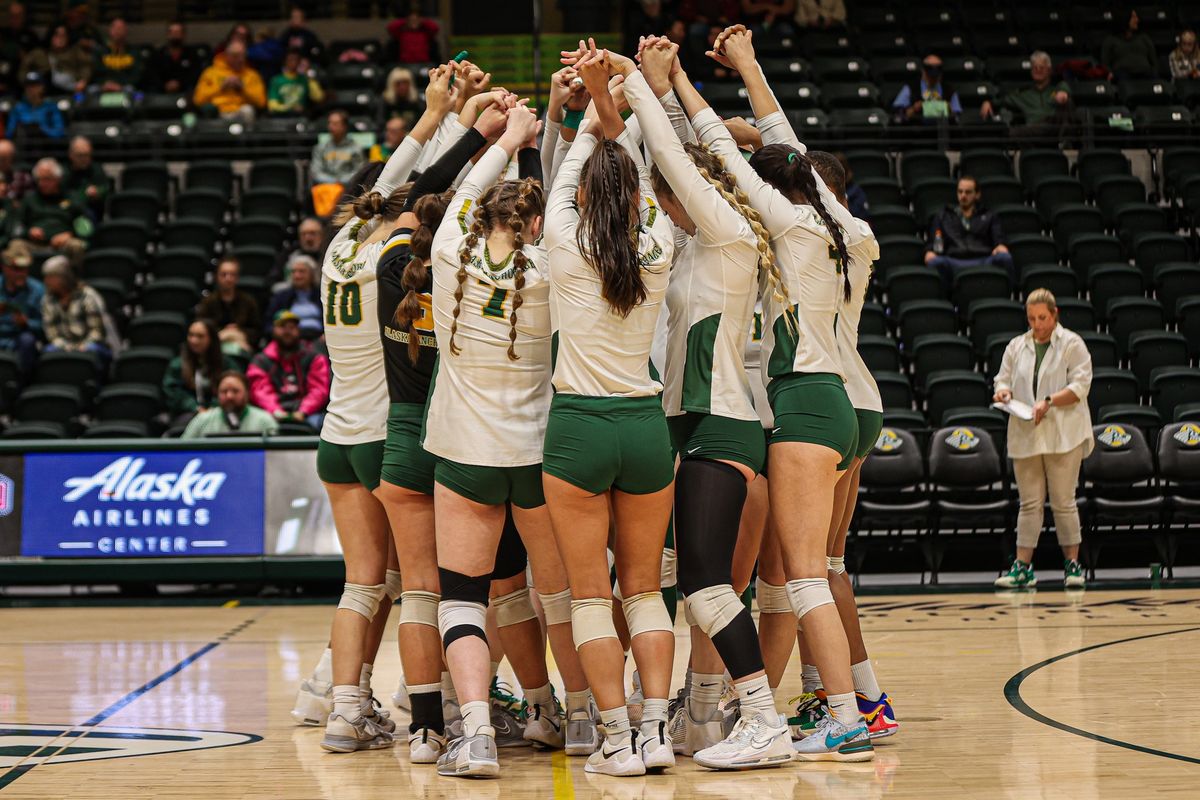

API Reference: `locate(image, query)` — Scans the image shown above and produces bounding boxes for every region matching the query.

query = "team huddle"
[290,26,896,779]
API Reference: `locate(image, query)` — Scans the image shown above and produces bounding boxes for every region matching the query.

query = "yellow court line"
[222,600,240,609]
[551,749,574,800]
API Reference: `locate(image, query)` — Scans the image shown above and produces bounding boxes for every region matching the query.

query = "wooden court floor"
[2,589,1199,799]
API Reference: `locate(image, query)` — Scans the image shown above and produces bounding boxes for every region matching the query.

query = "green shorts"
[436,459,546,509]
[767,373,859,471]
[380,403,439,495]
[317,438,385,491]
[854,409,884,461]
[667,412,766,475]
[542,394,675,495]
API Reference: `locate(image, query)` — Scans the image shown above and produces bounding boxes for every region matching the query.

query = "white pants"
[1012,444,1085,550]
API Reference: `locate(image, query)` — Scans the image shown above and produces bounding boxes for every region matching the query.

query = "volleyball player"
[543,42,676,777]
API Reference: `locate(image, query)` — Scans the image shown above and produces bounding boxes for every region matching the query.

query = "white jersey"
[320,135,424,446]
[742,302,773,427]
[625,71,760,421]
[545,129,675,398]
[839,220,883,412]
[423,144,553,468]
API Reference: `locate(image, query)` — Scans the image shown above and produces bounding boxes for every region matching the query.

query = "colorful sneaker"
[290,677,332,726]
[792,714,874,762]
[585,734,646,777]
[1064,559,1086,588]
[692,713,794,770]
[856,692,898,739]
[408,726,447,763]
[521,693,565,749]
[489,678,523,716]
[787,690,828,739]
[436,728,500,777]
[994,559,1037,589]
[320,711,395,753]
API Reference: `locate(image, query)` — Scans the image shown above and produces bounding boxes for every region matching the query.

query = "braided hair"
[576,139,645,318]
[394,191,452,364]
[332,182,412,226]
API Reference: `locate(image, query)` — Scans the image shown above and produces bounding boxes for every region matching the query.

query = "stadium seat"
[993,205,1042,236]
[861,302,887,336]
[1088,265,1144,321]
[1151,368,1200,421]
[1019,149,1069,195]
[1159,422,1200,544]
[1075,150,1131,194]
[975,175,1023,208]
[759,57,810,80]
[1128,331,1190,392]
[1056,297,1097,332]
[1071,80,1120,109]
[32,352,97,401]
[1107,297,1166,358]
[1067,235,1125,280]
[1081,422,1164,573]
[1134,233,1190,281]
[958,149,1013,180]
[984,332,1014,375]
[909,178,956,225]
[857,177,905,208]
[845,150,891,180]
[230,217,286,249]
[898,300,957,349]
[1093,175,1147,226]
[1097,404,1162,428]
[967,299,1026,355]
[140,278,200,315]
[112,347,173,387]
[230,245,277,280]
[857,335,901,372]
[901,152,952,192]
[1020,264,1077,299]
[250,160,299,194]
[928,426,1011,578]
[1,421,67,439]
[1180,298,1200,358]
[161,218,219,254]
[1113,203,1169,247]
[91,220,150,254]
[829,108,889,138]
[1088,368,1140,417]
[1078,331,1118,368]
[153,246,210,283]
[15,385,82,426]
[121,161,170,201]
[911,335,975,390]
[1034,176,1086,224]
[810,56,870,83]
[821,82,882,110]
[81,420,151,439]
[174,188,228,224]
[1163,148,1200,198]
[1153,263,1200,323]
[882,409,927,429]
[95,383,163,422]
[883,266,942,312]
[1120,79,1175,108]
[239,187,295,224]
[81,248,141,289]
[108,189,162,230]
[127,312,187,351]
[772,82,821,109]
[874,235,926,277]
[89,279,128,327]
[854,426,932,544]
[952,267,1011,316]
[1050,205,1104,254]
[941,407,1006,430]
[186,160,235,196]
[0,350,19,411]
[876,372,914,410]
[867,207,916,237]
[1007,235,1058,272]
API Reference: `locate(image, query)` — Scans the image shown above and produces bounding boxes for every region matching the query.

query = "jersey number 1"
[326,281,362,326]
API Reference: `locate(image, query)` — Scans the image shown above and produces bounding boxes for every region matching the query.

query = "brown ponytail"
[394,190,451,363]
[333,182,413,226]
[576,139,645,319]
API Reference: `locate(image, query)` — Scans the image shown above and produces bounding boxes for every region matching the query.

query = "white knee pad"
[438,599,487,647]
[537,588,573,627]
[384,569,403,601]
[621,591,673,638]
[571,597,618,648]
[786,578,835,618]
[660,547,678,589]
[611,579,623,602]
[682,594,696,626]
[826,556,846,575]
[338,582,386,621]
[755,577,791,614]
[398,590,440,628]
[684,584,744,639]
[493,588,538,627]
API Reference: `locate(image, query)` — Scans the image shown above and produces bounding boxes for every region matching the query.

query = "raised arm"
[376,64,457,192]
[545,129,597,250]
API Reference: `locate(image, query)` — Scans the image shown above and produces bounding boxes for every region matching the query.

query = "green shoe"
[1064,559,1086,588]
[994,559,1037,589]
[490,678,523,715]
[786,690,828,739]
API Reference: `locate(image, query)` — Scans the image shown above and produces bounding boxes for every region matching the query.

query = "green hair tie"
[787,152,797,163]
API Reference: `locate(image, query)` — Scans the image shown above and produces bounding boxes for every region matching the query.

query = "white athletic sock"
[525,683,553,710]
[801,664,822,695]
[689,672,723,720]
[358,663,374,712]
[735,675,776,723]
[313,647,332,683]
[440,671,458,703]
[332,684,361,722]
[489,661,501,683]
[826,691,860,726]
[683,667,694,696]
[566,689,592,717]
[598,706,632,747]
[641,697,668,724]
[851,659,882,701]
[461,700,491,737]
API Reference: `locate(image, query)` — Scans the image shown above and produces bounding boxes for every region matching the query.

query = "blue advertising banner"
[20,450,266,557]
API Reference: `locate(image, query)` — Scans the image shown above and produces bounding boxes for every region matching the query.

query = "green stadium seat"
[993,205,1042,236]
[1092,175,1145,225]
[1021,264,1078,299]
[250,159,299,194]
[112,347,173,387]
[81,420,151,439]
[1,421,67,439]
[81,248,141,289]
[829,108,889,137]
[230,217,286,249]
[861,302,887,336]
[1107,297,1167,357]
[1097,404,1162,428]
[1007,234,1058,272]
[875,372,914,410]
[174,188,227,224]
[1129,331,1190,392]
[810,57,870,83]
[108,189,162,229]
[925,370,991,426]
[1163,148,1200,198]
[1088,368,1139,417]
[1072,80,1120,108]
[968,299,1026,355]
[239,187,295,224]
[1180,298,1200,358]
[1079,330,1118,368]
[140,278,200,315]
[1134,234,1190,282]
[1154,263,1200,323]
[127,311,187,351]
[1056,297,1097,332]
[186,160,235,196]
[858,334,901,372]
[866,207,916,236]
[1034,176,1085,224]
[975,175,1023,208]
[152,247,210,283]
[821,82,881,110]
[1113,203,1168,247]
[121,161,170,201]
[15,385,82,425]
[909,177,956,225]
[911,334,974,389]
[898,300,957,349]
[1019,149,1069,195]
[883,266,943,311]
[1051,205,1104,254]
[91,219,150,254]
[845,150,892,180]
[1151,368,1200,421]
[161,217,219,254]
[1088,265,1145,321]
[952,267,1011,317]
[901,152,952,192]
[1175,403,1200,422]
[1075,150,1131,194]
[95,383,163,422]
[231,245,277,280]
[1068,235,1124,280]
[1120,79,1175,108]
[857,177,904,208]
[958,149,1013,180]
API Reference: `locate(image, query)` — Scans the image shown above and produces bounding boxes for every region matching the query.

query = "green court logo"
[0,724,259,769]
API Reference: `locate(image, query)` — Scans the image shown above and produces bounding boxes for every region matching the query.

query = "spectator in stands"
[196,257,259,356]
[387,8,439,63]
[678,0,741,39]
[21,24,91,95]
[0,191,14,247]
[370,116,408,162]
[310,110,364,218]
[835,152,869,220]
[193,39,266,122]
[1,3,38,60]
[924,176,1012,288]
[268,47,324,115]
[382,66,424,127]
[740,0,797,36]
[980,52,1075,140]
[17,159,89,264]
[0,240,42,374]
[40,256,110,367]
[274,216,325,289]
[263,254,322,339]
[163,318,236,425]
[182,370,279,438]
[248,309,329,431]
[57,4,101,49]
[1102,10,1157,80]
[146,21,202,94]
[625,1,673,56]
[91,17,141,94]
[1169,30,1199,81]
[279,5,323,62]
[992,289,1093,590]
[7,72,65,140]
[0,140,32,202]
[63,136,109,218]
[892,54,961,124]
[794,0,845,28]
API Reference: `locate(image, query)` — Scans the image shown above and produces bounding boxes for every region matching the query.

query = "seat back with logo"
[1158,423,1200,488]
[928,426,1003,488]
[861,427,925,489]
[1084,424,1154,485]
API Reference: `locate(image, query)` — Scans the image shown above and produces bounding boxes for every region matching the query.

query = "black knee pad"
[675,459,746,596]
[489,504,528,581]
[437,567,491,606]
[711,609,765,679]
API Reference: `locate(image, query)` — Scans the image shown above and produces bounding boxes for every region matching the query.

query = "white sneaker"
[408,726,447,763]
[693,713,794,770]
[320,711,394,752]
[443,698,463,740]
[638,719,676,771]
[436,728,499,777]
[392,674,410,712]
[363,694,396,734]
[585,736,646,776]
[792,715,874,763]
[290,678,332,726]
[566,709,599,756]
[682,701,726,756]
[523,701,565,749]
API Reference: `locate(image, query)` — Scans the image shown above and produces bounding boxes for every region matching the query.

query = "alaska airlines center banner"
[19,450,266,557]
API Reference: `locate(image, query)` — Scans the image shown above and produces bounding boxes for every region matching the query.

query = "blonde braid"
[505,180,537,361]
[451,217,484,356]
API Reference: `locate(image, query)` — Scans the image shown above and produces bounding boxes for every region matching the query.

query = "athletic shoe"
[290,678,332,726]
[566,707,600,756]
[522,695,565,749]
[681,701,727,756]
[666,685,687,722]
[443,698,463,740]
[638,719,676,771]
[792,714,874,763]
[585,736,646,776]
[692,713,794,770]
[436,728,500,778]
[320,711,395,753]
[994,560,1037,589]
[392,674,410,712]
[490,702,530,748]
[787,691,827,739]
[1064,559,1086,588]
[489,678,523,716]
[856,692,899,739]
[364,694,396,735]
[408,727,447,763]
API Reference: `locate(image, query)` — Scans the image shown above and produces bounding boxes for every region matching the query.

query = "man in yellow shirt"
[192,40,265,121]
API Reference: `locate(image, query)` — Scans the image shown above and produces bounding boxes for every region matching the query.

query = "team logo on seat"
[1173,423,1200,447]
[1098,425,1132,448]
[0,472,12,516]
[944,428,979,451]
[875,428,904,453]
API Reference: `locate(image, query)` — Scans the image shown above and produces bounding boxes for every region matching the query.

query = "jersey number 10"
[326,281,362,326]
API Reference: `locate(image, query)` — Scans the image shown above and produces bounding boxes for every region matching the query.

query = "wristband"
[563,109,584,130]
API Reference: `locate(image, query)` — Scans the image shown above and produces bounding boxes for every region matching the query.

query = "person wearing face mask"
[182,370,279,438]
[147,21,201,94]
[1169,29,1199,81]
[891,54,961,124]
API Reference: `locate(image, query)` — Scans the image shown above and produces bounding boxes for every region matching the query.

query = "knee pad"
[621,591,673,638]
[438,599,487,649]
[438,567,490,606]
[493,587,537,627]
[490,510,528,580]
[384,569,403,601]
[398,590,440,628]
[684,584,744,639]
[682,594,696,626]
[826,556,846,575]
[611,579,623,602]
[571,597,618,648]
[338,582,385,621]
[786,578,835,618]
[755,577,791,614]
[537,588,573,626]
[660,547,677,589]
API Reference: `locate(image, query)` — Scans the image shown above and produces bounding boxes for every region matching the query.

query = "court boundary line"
[1003,626,1200,765]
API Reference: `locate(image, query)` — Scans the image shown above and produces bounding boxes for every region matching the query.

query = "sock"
[851,660,882,701]
[358,663,374,713]
[332,684,361,721]
[827,691,860,726]
[407,682,444,735]
[631,669,642,696]
[461,700,491,737]
[313,647,332,683]
[525,683,553,711]
[489,661,501,683]
[598,706,632,747]
[440,670,458,703]
[683,667,694,696]
[641,697,668,724]
[689,672,723,720]
[801,664,822,695]
[566,689,592,717]
[735,674,776,723]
